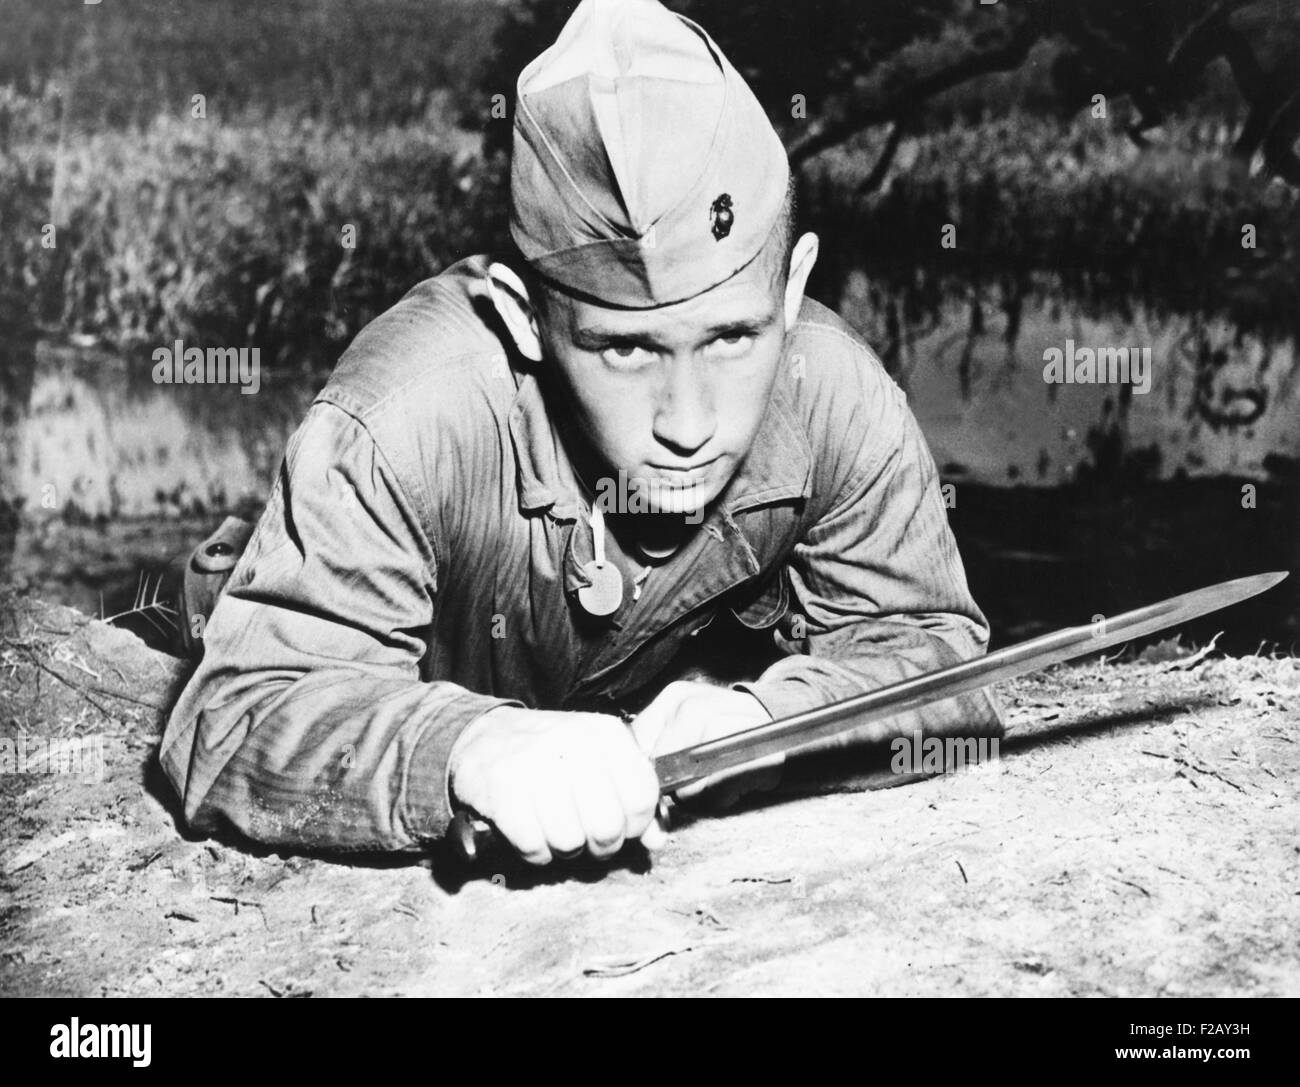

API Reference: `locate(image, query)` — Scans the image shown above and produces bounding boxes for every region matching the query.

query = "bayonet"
[451,571,1288,862]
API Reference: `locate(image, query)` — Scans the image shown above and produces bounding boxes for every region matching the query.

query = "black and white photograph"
[1,0,1297,1031]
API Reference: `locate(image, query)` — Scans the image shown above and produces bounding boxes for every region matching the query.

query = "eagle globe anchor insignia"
[710,193,734,240]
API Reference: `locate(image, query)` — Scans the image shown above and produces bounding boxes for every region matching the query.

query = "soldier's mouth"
[648,457,721,487]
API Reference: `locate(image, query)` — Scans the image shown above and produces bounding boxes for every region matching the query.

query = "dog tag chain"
[577,504,624,617]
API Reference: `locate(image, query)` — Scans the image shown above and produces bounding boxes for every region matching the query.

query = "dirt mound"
[2,592,1298,996]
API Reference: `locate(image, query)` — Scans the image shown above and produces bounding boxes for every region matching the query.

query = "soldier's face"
[536,233,791,516]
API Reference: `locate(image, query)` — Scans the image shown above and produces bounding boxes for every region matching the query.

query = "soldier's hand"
[448,706,665,865]
[631,681,783,809]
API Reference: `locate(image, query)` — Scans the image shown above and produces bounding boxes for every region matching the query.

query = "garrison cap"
[509,0,791,308]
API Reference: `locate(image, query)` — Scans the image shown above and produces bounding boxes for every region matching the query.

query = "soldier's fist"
[448,707,664,865]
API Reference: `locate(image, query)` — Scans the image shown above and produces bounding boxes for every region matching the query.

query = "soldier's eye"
[708,333,755,358]
[600,343,654,368]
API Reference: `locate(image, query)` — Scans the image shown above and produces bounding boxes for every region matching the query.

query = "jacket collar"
[508,371,585,522]
[719,377,814,515]
[506,366,812,700]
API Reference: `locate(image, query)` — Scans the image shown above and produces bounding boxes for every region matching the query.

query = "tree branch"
[1262,87,1300,185]
[855,117,909,196]
[788,19,1041,168]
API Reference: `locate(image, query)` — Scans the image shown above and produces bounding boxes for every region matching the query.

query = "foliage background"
[2,0,1298,365]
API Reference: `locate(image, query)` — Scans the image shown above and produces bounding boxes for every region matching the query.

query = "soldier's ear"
[783,232,819,328]
[486,261,544,362]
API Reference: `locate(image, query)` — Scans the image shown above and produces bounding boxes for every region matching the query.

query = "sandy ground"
[2,591,1297,997]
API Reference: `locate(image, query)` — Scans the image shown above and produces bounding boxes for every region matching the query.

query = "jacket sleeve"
[159,402,521,851]
[735,366,1003,748]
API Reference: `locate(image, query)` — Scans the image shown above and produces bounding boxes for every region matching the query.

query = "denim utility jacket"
[160,255,1001,851]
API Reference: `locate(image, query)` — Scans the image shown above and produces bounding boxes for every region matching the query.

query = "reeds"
[3,91,506,363]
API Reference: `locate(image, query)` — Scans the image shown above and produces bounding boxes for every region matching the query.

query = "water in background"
[2,293,1297,651]
[839,285,1300,485]
[0,338,317,621]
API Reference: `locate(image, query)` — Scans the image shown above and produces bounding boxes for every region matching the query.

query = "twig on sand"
[128,850,163,872]
[667,904,730,930]
[211,895,270,930]
[1113,876,1151,898]
[12,641,160,712]
[16,648,114,717]
[583,945,699,978]
[1164,631,1223,672]
[85,686,165,708]
[1171,755,1246,793]
[259,978,311,998]
[100,572,178,640]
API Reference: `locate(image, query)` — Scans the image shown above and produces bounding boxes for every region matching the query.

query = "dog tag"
[578,559,624,616]
[577,504,623,617]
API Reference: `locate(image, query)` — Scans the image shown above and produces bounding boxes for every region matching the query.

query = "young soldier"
[161,0,1001,865]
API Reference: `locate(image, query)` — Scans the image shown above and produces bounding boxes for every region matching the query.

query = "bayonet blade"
[653,570,1289,793]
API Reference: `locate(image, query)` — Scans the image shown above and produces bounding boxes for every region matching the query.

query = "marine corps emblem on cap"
[709,193,734,241]
[508,0,790,308]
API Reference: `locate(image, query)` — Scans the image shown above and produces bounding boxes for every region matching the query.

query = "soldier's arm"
[159,402,520,851]
[735,348,1003,745]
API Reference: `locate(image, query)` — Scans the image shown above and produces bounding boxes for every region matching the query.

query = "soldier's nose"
[651,363,715,457]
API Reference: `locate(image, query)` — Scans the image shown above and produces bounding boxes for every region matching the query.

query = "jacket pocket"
[728,571,789,630]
